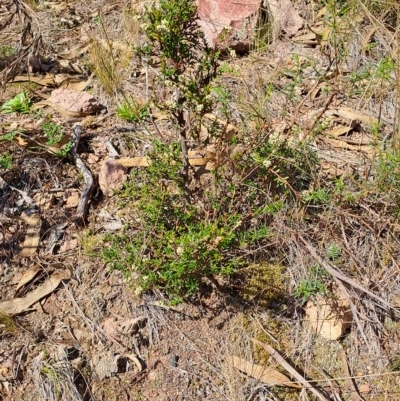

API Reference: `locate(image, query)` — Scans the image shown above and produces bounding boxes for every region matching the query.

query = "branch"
[70,123,93,224]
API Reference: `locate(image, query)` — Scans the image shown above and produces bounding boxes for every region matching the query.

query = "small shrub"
[0,45,16,58]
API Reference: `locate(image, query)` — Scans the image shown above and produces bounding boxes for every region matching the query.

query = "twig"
[70,123,93,225]
[338,349,365,401]
[251,339,331,401]
[303,90,337,140]
[297,234,393,310]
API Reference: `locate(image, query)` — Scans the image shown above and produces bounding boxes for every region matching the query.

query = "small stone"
[48,88,100,115]
[99,159,127,197]
[65,192,80,208]
[148,371,158,381]
[197,0,260,52]
[359,384,371,394]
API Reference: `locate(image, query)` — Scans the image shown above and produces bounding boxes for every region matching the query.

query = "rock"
[197,0,304,52]
[64,191,80,208]
[305,285,353,340]
[48,88,100,115]
[91,353,118,380]
[197,0,261,52]
[268,0,304,38]
[99,159,127,197]
[359,384,372,394]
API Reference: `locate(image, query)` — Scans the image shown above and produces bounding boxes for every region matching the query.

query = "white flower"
[269,132,285,145]
[196,104,204,112]
[262,159,272,168]
[165,100,176,109]
[134,286,143,296]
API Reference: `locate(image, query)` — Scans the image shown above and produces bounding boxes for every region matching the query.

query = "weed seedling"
[41,121,71,157]
[117,97,149,122]
[295,265,331,305]
[0,152,12,170]
[42,121,63,146]
[1,91,32,114]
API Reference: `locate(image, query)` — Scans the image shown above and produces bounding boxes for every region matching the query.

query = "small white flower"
[134,286,143,296]
[262,159,272,168]
[269,132,285,145]
[195,104,204,112]
[165,100,176,108]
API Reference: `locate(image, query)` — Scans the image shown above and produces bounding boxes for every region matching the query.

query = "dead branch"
[298,234,393,310]
[70,123,93,224]
[251,339,331,401]
[0,0,44,92]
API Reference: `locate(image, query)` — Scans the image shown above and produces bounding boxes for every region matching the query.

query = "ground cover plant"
[1,0,400,400]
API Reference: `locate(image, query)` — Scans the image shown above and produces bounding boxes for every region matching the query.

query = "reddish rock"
[99,159,127,197]
[268,0,304,38]
[197,0,304,52]
[197,0,261,52]
[49,88,100,115]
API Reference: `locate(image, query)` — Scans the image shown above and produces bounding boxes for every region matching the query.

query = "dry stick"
[298,235,393,310]
[70,123,93,224]
[334,279,370,350]
[303,90,337,141]
[338,350,365,401]
[251,339,331,401]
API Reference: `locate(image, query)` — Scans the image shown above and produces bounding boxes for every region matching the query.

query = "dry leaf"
[15,265,42,292]
[103,317,120,341]
[58,44,89,60]
[59,239,78,253]
[125,354,143,372]
[65,192,80,208]
[33,193,55,210]
[58,59,84,74]
[20,212,41,257]
[359,384,371,394]
[12,74,55,86]
[118,157,152,167]
[326,122,355,138]
[188,150,208,166]
[323,137,374,156]
[310,82,327,100]
[87,153,99,164]
[329,107,378,126]
[0,270,71,315]
[229,355,299,388]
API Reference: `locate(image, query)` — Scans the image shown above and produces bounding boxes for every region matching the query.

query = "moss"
[242,262,286,308]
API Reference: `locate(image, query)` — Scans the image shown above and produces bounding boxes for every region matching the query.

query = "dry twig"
[70,124,93,224]
[251,338,331,401]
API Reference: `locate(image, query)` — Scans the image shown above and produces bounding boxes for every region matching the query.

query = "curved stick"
[70,123,93,224]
